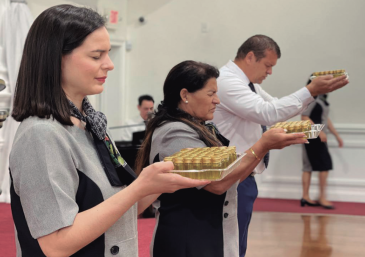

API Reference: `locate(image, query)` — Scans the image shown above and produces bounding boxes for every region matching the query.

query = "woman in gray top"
[301,86,343,209]
[9,5,209,257]
[135,61,308,257]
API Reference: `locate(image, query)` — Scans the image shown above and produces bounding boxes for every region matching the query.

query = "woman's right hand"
[319,131,327,142]
[259,128,308,152]
[133,161,211,198]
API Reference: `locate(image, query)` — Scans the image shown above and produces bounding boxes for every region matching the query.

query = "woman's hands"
[319,131,327,142]
[258,128,308,152]
[336,135,344,148]
[133,161,210,198]
[319,132,344,147]
[301,115,314,125]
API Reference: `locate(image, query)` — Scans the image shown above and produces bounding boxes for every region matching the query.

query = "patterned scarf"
[69,98,126,168]
[205,122,230,147]
[173,107,230,147]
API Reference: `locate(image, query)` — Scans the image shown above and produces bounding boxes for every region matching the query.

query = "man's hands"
[306,75,349,97]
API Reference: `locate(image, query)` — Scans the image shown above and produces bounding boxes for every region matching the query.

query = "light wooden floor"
[246,212,365,257]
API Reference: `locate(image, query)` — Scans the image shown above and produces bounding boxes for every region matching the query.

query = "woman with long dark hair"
[135,60,308,257]
[9,5,209,257]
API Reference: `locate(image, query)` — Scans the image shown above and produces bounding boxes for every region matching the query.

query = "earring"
[185,100,188,103]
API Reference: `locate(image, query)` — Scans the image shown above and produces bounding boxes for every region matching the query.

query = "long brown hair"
[12,5,105,124]
[135,61,221,174]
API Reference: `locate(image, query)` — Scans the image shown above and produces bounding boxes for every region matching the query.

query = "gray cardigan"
[148,121,239,257]
[10,116,138,257]
[149,121,206,163]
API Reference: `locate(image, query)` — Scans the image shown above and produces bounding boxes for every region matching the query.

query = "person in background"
[211,35,349,257]
[9,5,209,257]
[301,77,343,209]
[120,95,154,141]
[135,60,308,257]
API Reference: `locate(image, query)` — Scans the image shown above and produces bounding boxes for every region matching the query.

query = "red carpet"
[1,198,365,257]
[0,203,16,257]
[253,197,365,216]
[138,218,155,257]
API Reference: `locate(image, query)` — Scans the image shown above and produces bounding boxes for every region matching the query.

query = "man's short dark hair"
[138,95,154,106]
[235,35,281,62]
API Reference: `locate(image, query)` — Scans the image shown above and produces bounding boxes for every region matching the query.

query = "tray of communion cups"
[270,120,325,139]
[310,69,348,80]
[164,146,246,181]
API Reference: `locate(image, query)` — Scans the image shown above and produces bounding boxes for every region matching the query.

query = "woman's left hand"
[319,131,327,142]
[259,128,308,151]
[337,136,344,148]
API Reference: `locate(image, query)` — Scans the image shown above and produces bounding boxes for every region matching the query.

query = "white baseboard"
[264,177,365,188]
[258,186,365,203]
[0,191,10,203]
[0,92,11,109]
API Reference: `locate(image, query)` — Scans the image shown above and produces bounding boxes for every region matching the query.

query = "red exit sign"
[109,10,119,24]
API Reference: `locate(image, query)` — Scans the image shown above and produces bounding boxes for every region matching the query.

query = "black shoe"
[300,198,320,207]
[319,201,335,210]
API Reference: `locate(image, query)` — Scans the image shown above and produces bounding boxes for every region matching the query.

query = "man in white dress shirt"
[212,35,349,257]
[120,95,154,141]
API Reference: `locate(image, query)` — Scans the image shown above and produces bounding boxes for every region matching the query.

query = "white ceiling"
[127,0,172,25]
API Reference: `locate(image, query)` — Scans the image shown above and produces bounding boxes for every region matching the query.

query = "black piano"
[115,130,145,170]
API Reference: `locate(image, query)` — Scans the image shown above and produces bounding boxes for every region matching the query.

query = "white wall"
[126,0,365,122]
[126,0,365,202]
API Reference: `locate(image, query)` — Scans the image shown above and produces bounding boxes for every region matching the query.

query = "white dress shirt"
[212,60,314,173]
[120,115,145,141]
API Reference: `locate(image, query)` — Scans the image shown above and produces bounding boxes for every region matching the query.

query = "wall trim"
[257,186,365,203]
[0,92,11,99]
[261,175,365,188]
[327,139,365,148]
[333,123,365,134]
[0,92,11,108]
[320,123,365,148]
